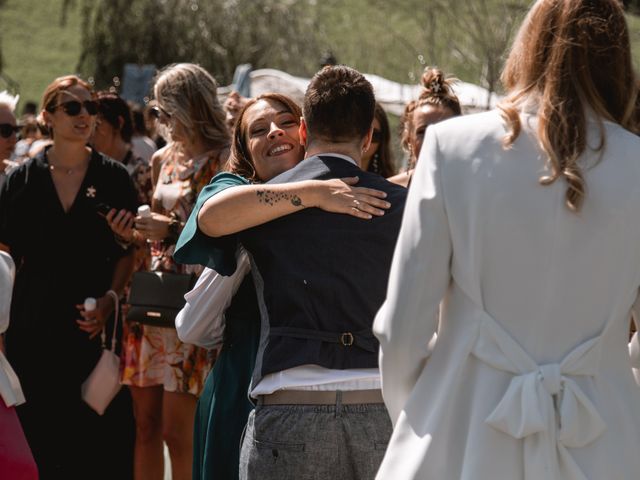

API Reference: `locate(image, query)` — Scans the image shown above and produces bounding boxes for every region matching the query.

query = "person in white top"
[0,251,38,479]
[373,1,640,479]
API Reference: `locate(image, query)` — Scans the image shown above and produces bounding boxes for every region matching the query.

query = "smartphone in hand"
[96,202,114,218]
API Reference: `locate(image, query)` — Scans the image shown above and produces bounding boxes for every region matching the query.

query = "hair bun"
[420,67,449,97]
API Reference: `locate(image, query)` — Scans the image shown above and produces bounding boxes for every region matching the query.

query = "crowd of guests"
[1,1,640,479]
[0,60,454,480]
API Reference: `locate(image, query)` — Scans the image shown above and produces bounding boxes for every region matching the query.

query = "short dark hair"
[303,65,375,144]
[96,91,134,143]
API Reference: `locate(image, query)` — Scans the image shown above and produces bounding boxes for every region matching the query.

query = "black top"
[0,146,138,478]
[0,146,137,375]
[241,156,407,377]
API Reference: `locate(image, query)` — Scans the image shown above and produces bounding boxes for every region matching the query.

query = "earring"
[372,153,380,174]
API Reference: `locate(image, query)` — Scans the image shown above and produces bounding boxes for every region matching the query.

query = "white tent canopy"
[221,68,501,115]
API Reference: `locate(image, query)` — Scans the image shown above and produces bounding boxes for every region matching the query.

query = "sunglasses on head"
[149,105,171,119]
[47,100,98,117]
[0,124,20,138]
[371,129,382,144]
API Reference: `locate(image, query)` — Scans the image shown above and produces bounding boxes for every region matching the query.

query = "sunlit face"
[361,116,381,171]
[410,104,455,162]
[243,99,304,181]
[45,85,96,143]
[0,107,17,161]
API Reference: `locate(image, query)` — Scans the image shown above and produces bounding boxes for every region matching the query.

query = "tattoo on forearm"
[256,190,305,207]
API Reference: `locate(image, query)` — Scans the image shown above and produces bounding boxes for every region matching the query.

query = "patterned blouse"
[151,143,228,274]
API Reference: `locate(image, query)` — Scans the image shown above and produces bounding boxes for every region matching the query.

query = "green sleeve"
[173,172,250,275]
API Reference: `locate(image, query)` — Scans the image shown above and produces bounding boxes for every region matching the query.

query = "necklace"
[46,147,89,175]
[49,164,78,175]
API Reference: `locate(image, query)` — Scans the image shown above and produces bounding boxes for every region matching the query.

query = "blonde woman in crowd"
[375,0,640,478]
[111,63,229,480]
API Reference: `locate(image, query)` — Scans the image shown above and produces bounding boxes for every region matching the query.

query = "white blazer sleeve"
[0,251,15,335]
[629,289,640,384]
[373,126,452,424]
[0,250,25,406]
[175,249,251,349]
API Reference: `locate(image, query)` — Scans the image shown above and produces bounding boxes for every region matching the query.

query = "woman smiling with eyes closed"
[193,94,391,238]
[173,92,391,480]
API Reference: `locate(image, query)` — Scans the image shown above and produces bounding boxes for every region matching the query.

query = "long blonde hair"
[499,0,638,212]
[153,63,229,151]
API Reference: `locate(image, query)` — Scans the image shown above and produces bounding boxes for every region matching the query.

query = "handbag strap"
[100,290,120,351]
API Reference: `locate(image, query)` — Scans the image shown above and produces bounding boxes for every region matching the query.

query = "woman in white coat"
[0,251,38,479]
[373,1,640,479]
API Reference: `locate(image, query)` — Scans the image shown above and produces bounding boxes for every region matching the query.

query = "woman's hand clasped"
[76,294,115,339]
[312,176,391,219]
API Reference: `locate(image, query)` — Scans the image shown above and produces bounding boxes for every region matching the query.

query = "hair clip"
[429,80,442,94]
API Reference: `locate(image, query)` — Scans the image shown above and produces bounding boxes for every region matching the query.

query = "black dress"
[0,147,137,480]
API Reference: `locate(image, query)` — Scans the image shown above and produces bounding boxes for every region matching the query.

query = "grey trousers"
[239,398,392,480]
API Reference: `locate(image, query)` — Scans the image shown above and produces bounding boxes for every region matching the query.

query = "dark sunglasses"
[47,100,98,117]
[371,129,382,144]
[0,124,20,138]
[149,105,171,119]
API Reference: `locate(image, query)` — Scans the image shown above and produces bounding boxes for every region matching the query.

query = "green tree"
[76,0,325,89]
[369,0,528,104]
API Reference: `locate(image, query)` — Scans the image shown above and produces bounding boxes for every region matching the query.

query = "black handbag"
[127,271,196,328]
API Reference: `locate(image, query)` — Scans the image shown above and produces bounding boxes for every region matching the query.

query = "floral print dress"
[121,144,226,395]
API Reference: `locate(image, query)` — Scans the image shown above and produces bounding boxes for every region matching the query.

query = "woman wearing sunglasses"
[0,91,20,190]
[0,75,137,479]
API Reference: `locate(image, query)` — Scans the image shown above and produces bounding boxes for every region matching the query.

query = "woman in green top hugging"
[174,92,391,480]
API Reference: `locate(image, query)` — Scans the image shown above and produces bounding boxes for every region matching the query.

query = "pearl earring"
[372,153,380,174]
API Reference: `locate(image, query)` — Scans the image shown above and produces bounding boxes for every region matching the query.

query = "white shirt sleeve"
[0,251,15,335]
[373,126,452,425]
[175,249,251,349]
